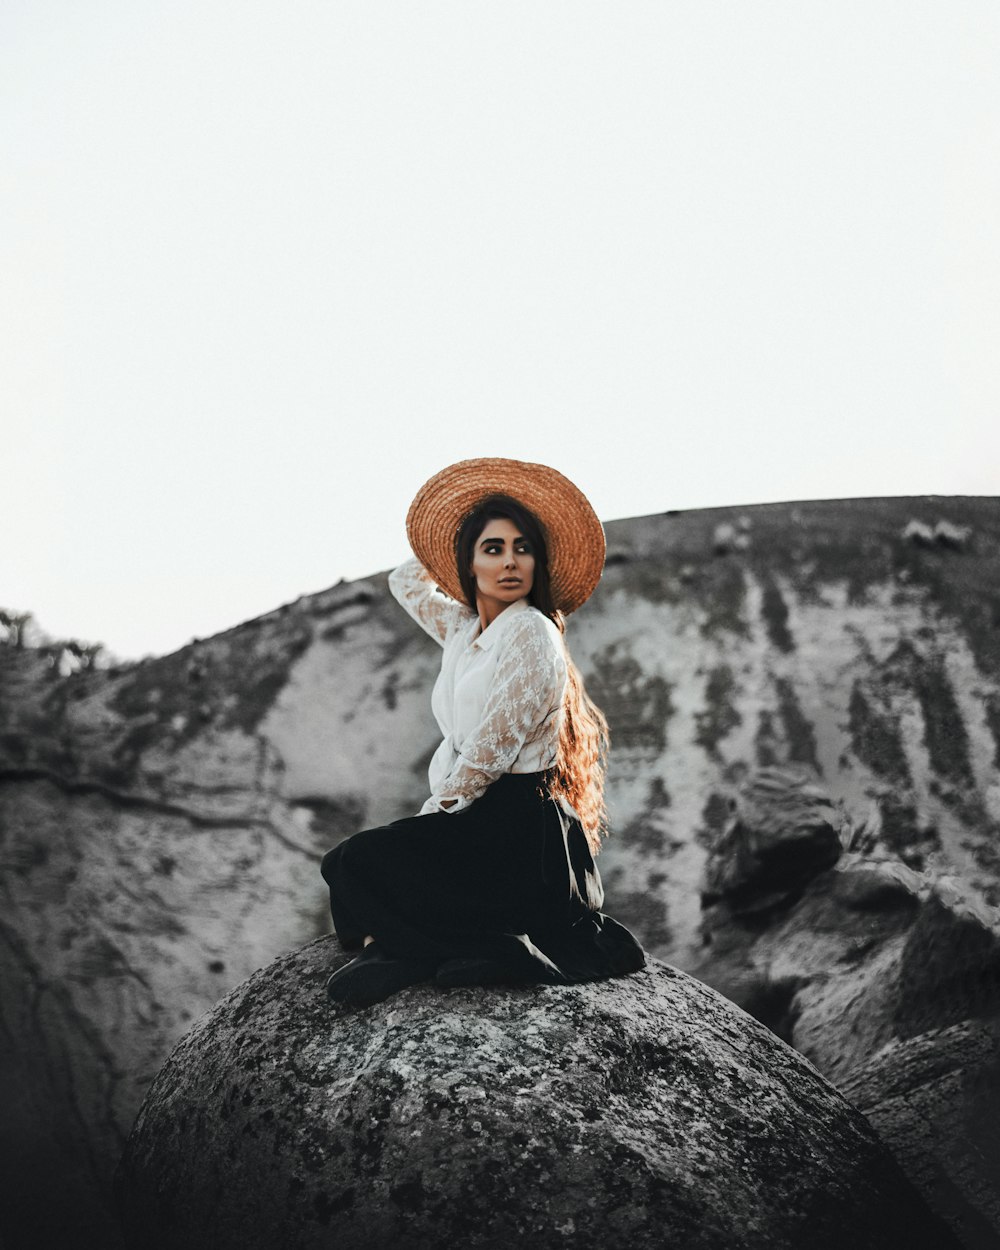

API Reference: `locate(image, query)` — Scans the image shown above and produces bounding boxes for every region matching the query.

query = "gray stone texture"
[840,1019,1000,1250]
[693,765,1000,1245]
[116,938,960,1250]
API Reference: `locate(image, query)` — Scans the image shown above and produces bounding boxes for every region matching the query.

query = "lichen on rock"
[116,937,959,1250]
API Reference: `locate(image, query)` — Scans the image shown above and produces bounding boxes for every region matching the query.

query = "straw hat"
[405,458,606,614]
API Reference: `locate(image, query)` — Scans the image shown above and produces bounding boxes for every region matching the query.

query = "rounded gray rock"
[116,937,960,1250]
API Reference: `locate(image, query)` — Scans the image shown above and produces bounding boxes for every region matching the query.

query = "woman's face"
[469,516,535,612]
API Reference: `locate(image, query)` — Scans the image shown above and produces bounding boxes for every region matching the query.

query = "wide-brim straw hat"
[405,458,606,615]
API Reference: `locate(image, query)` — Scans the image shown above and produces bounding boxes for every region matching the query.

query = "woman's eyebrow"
[478,533,527,547]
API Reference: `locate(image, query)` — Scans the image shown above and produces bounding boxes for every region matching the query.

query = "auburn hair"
[455,495,610,852]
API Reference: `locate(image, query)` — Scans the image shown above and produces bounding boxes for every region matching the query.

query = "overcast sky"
[4,1,998,661]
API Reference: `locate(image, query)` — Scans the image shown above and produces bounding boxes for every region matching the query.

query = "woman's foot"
[326,944,437,1008]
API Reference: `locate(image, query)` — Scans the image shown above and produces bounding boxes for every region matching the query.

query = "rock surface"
[839,1020,1000,1250]
[694,765,1000,1243]
[116,937,960,1250]
[702,766,848,915]
[696,765,1000,1068]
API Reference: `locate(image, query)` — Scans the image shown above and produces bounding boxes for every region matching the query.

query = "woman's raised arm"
[388,556,472,646]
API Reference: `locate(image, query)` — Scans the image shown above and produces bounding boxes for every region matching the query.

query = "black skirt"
[320,772,645,986]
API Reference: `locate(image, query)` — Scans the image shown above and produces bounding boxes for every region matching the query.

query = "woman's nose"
[504,550,517,567]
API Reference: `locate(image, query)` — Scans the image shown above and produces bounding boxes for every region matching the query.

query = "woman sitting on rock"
[321,457,646,1007]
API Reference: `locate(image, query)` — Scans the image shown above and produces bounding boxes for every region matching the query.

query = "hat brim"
[405,458,606,615]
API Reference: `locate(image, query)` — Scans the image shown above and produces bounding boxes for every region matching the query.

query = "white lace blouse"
[388,558,568,815]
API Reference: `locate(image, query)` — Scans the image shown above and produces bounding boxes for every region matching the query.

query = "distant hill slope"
[2,494,999,1246]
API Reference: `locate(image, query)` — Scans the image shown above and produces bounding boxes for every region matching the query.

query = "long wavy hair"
[455,494,610,852]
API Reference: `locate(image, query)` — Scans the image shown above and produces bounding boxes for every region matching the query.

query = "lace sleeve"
[388,557,471,646]
[428,611,567,812]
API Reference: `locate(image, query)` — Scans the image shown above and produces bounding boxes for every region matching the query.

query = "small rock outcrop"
[839,1020,1000,1250]
[695,767,1000,1244]
[116,937,959,1250]
[901,518,974,550]
[702,766,848,916]
[698,769,1000,1077]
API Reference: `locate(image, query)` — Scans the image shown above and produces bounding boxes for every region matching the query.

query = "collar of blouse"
[471,596,532,652]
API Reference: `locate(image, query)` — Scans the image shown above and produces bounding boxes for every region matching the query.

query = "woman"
[321,457,645,1007]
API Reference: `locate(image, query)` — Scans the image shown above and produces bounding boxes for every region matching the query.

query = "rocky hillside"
[2,494,999,1247]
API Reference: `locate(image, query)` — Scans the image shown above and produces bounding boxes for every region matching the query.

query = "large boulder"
[116,937,960,1250]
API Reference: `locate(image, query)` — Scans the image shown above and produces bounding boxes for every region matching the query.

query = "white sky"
[3,1,999,661]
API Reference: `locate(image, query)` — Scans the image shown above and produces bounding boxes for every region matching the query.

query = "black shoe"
[325,942,383,994]
[326,946,437,1008]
